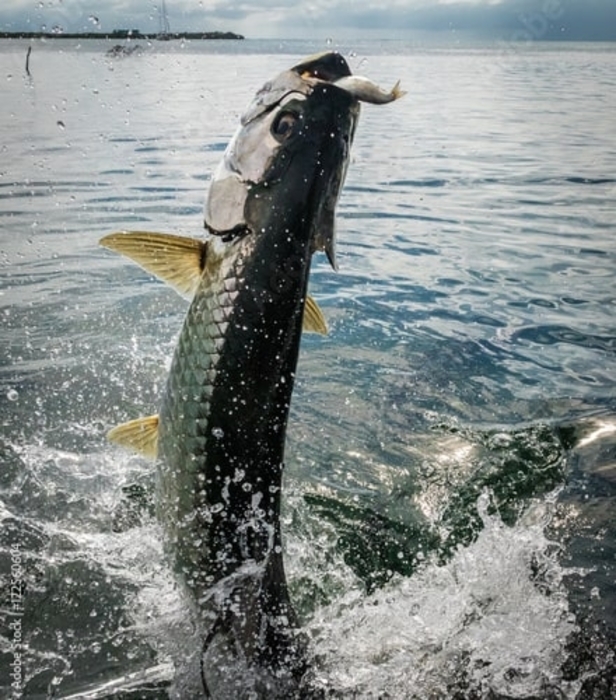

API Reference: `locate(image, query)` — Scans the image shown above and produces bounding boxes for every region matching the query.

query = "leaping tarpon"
[101,52,404,698]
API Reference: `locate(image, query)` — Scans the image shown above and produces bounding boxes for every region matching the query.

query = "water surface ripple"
[1,39,615,699]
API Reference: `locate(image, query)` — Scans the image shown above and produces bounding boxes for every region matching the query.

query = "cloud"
[284,0,616,41]
[0,0,615,40]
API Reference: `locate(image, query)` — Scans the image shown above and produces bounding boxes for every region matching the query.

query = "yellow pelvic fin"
[107,415,159,458]
[100,231,206,298]
[303,295,328,335]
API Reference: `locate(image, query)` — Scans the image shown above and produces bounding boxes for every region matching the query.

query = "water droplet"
[7,389,18,401]
[211,427,224,439]
[57,120,65,130]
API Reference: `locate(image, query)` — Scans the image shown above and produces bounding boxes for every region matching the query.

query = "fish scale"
[158,234,295,594]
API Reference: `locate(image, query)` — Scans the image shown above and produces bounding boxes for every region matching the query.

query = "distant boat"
[106,44,143,57]
[157,0,172,40]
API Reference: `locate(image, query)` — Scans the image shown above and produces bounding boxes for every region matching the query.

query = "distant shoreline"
[0,30,244,41]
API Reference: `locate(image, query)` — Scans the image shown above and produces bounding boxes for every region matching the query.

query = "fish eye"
[272,111,299,141]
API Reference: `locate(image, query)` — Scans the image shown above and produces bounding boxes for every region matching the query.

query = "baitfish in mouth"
[291,50,406,104]
[334,75,406,103]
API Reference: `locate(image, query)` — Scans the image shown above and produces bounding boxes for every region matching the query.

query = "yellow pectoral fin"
[100,231,206,298]
[107,415,159,458]
[303,295,328,335]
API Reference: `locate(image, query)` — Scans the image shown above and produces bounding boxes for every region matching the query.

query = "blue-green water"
[1,37,615,698]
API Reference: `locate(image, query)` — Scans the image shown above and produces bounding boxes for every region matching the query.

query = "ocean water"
[1,36,615,698]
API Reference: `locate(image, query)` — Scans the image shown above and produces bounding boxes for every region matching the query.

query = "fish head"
[205,52,364,269]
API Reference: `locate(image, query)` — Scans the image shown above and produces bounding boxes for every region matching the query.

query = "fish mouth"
[292,51,406,104]
[204,52,404,269]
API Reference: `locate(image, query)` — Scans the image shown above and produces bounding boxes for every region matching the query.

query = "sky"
[1,0,615,41]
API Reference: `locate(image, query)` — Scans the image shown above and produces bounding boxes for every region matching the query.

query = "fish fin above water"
[390,79,407,101]
[100,231,206,298]
[107,415,159,458]
[303,295,328,335]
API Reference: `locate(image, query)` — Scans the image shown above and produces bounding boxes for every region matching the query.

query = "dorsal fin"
[303,295,328,335]
[100,231,206,298]
[107,415,159,458]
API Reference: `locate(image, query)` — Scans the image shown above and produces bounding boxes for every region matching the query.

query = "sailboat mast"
[160,0,171,35]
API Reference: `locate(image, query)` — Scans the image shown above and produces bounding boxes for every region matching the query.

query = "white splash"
[306,493,581,698]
